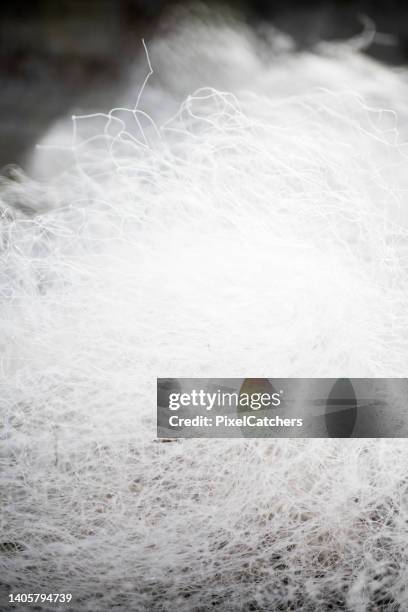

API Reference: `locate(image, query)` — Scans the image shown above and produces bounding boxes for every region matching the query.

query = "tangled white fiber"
[2,14,408,612]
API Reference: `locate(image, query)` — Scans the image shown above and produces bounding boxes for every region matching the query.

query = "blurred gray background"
[1,0,408,169]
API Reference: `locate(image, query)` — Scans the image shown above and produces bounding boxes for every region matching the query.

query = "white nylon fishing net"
[1,14,408,612]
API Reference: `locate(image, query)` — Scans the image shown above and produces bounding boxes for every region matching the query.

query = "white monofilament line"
[2,19,408,612]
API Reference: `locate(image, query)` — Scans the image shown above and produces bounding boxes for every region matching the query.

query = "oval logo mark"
[325,378,357,438]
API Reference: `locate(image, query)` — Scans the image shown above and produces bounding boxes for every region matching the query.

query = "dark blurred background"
[1,0,408,168]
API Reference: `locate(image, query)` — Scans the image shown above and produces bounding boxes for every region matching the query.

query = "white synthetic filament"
[2,17,408,611]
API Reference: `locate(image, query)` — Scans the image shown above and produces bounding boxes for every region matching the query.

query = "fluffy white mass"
[1,14,408,611]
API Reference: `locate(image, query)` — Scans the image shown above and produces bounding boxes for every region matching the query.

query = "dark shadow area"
[0,0,169,167]
[1,0,408,168]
